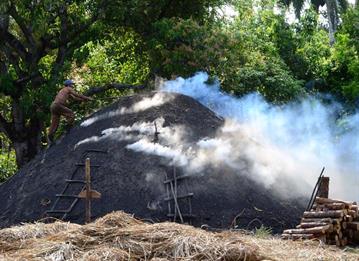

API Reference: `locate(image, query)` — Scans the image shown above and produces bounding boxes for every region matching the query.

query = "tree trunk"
[325,0,339,45]
[11,100,42,168]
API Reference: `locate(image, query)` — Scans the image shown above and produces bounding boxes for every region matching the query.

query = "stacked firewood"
[282,197,359,246]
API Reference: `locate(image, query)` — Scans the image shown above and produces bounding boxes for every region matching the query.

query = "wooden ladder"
[45,149,107,220]
[164,167,195,224]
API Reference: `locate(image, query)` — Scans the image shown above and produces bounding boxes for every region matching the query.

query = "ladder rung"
[167,213,196,218]
[56,194,79,198]
[163,175,190,184]
[46,210,70,214]
[75,163,101,167]
[65,179,85,184]
[164,193,194,201]
[85,149,107,153]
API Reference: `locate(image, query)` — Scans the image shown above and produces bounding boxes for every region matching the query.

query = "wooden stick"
[85,158,91,224]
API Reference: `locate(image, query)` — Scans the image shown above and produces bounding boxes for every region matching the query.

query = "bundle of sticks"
[282,197,359,247]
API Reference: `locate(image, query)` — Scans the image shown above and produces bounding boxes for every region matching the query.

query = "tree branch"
[51,5,68,76]
[85,83,146,96]
[0,29,30,63]
[8,3,37,52]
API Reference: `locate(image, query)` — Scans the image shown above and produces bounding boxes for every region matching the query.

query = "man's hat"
[64,79,74,86]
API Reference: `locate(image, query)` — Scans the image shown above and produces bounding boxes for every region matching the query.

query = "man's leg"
[48,113,60,144]
[58,105,75,132]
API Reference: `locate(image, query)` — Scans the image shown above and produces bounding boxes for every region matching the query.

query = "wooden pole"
[317,176,329,198]
[85,157,91,224]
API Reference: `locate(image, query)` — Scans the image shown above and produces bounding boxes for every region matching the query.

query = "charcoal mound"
[0,92,305,232]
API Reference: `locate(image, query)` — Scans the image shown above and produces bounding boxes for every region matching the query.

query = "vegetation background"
[0,0,358,182]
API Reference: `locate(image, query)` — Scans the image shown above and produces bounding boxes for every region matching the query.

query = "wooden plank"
[78,189,101,199]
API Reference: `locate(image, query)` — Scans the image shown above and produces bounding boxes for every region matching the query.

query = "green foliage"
[149,18,230,78]
[216,1,305,103]
[0,152,17,183]
[254,225,273,238]
[0,134,17,183]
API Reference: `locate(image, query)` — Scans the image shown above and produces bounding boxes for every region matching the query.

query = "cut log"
[337,231,343,239]
[345,215,353,222]
[281,233,315,240]
[315,197,356,206]
[350,205,358,211]
[341,222,347,229]
[348,210,358,218]
[301,218,333,223]
[283,225,330,235]
[303,210,344,219]
[340,237,348,247]
[327,239,341,247]
[298,222,332,229]
[312,202,345,210]
[354,231,359,241]
[297,222,327,228]
[327,234,339,241]
[347,222,359,230]
[343,229,354,239]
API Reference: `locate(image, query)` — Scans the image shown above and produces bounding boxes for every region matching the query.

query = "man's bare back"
[54,87,90,104]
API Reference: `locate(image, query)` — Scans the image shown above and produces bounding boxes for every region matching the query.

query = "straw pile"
[0,211,260,260]
[282,197,359,247]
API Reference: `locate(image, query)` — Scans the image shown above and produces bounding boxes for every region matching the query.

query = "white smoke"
[75,119,166,148]
[81,92,174,127]
[127,139,189,166]
[154,72,359,201]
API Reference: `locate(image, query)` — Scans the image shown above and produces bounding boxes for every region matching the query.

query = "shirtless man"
[47,79,92,144]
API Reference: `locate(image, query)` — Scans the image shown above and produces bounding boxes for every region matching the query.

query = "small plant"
[254,225,273,238]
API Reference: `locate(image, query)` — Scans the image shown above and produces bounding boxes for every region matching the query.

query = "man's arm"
[69,88,93,101]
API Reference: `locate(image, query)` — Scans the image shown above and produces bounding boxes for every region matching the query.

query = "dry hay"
[0,211,259,261]
[237,231,359,261]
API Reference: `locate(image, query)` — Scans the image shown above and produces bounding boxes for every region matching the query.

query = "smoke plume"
[155,72,359,201]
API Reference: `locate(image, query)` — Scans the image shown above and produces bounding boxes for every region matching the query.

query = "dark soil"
[0,92,306,232]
